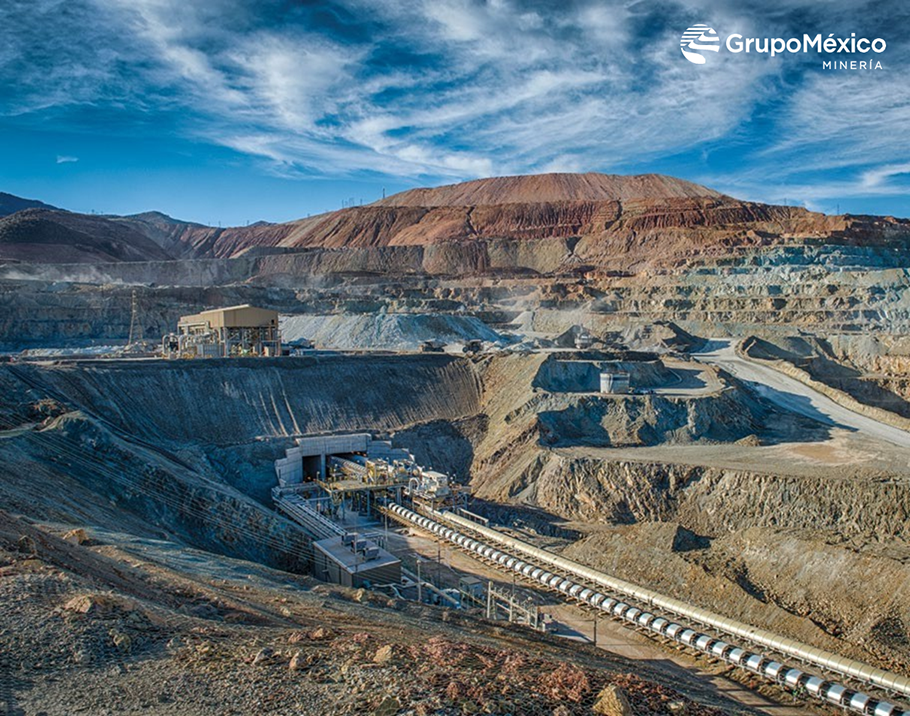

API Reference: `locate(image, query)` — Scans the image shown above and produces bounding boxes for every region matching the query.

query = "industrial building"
[312,533,401,588]
[162,304,280,359]
[275,432,454,495]
[272,432,465,590]
[275,433,373,486]
[274,433,459,514]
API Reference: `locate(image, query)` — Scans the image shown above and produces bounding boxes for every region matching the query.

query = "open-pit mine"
[2,173,910,716]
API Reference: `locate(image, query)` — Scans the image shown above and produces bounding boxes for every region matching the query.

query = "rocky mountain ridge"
[3,174,907,267]
[0,191,59,217]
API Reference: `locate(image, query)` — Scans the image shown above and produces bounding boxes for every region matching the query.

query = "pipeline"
[400,566,460,608]
[387,503,910,716]
[434,507,910,701]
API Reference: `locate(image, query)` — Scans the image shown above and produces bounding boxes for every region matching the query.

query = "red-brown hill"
[373,172,723,207]
[2,174,906,269]
[194,173,847,265]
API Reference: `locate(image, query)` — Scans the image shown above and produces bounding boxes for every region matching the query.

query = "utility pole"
[416,559,423,604]
[127,290,143,346]
[354,537,363,589]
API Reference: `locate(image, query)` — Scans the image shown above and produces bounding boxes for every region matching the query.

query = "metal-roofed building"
[312,534,401,588]
[167,304,280,358]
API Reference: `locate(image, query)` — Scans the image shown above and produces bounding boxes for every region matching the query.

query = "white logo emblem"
[681,24,720,64]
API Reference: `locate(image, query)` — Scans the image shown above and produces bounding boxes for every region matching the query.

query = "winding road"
[693,339,910,450]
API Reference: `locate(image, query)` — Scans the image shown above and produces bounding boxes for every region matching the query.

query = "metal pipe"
[387,503,910,716]
[434,507,910,700]
[400,565,459,607]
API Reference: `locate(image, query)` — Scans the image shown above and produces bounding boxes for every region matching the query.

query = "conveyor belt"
[387,503,910,716]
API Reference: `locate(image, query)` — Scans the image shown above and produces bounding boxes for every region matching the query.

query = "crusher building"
[163,304,281,358]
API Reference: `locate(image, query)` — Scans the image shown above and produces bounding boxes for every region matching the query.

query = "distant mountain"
[3,173,904,268]
[0,192,59,217]
[0,209,174,264]
[184,171,800,256]
[0,199,279,264]
[374,172,724,207]
[109,211,226,259]
[144,172,742,257]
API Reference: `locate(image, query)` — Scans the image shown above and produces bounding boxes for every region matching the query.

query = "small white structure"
[600,371,631,394]
[407,469,451,501]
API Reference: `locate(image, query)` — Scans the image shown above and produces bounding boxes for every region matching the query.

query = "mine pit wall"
[5,240,910,347]
[0,236,576,287]
[0,256,261,286]
[11,355,483,446]
[520,455,910,542]
[0,280,300,347]
[535,388,761,449]
[6,356,483,508]
[0,411,313,573]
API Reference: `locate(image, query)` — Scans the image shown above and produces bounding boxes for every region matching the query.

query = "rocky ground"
[0,512,737,716]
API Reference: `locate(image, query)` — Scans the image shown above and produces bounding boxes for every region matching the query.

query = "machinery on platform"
[405,467,451,503]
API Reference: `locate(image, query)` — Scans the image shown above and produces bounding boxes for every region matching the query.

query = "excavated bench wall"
[534,355,673,392]
[12,354,483,446]
[521,454,910,541]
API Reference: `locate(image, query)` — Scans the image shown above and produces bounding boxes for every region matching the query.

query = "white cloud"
[230,33,358,130]
[1,0,907,203]
[861,162,910,190]
[56,155,79,164]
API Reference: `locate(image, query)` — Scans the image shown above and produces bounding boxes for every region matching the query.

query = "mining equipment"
[420,339,447,353]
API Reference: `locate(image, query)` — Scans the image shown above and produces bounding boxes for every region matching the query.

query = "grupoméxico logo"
[680,24,720,64]
[680,24,887,70]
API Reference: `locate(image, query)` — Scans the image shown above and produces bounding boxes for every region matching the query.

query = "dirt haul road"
[694,339,910,450]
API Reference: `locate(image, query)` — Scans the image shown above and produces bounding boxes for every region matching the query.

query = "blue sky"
[1,0,909,225]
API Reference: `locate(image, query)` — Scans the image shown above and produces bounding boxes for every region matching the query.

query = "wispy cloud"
[56,155,79,164]
[0,0,908,212]
[861,162,910,190]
